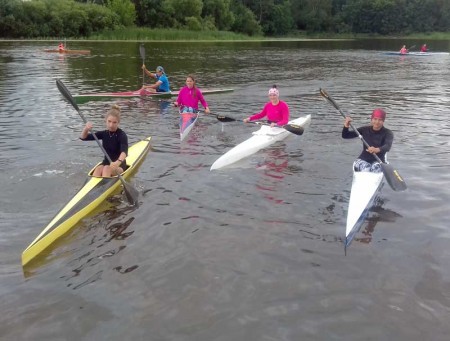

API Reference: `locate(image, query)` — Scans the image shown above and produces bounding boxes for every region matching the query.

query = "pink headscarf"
[371,108,387,121]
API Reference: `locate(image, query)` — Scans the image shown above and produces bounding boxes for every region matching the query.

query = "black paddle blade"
[319,88,341,112]
[122,181,140,207]
[381,163,407,191]
[283,124,304,136]
[56,79,80,112]
[216,115,237,123]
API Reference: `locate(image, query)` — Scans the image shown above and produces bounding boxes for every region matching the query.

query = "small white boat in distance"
[211,114,311,170]
[383,51,450,56]
[345,166,384,248]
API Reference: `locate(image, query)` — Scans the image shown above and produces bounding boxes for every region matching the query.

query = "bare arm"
[80,122,93,139]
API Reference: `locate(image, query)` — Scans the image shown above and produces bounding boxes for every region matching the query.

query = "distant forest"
[1,0,449,38]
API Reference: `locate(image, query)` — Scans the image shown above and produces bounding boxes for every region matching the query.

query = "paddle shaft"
[215,114,304,135]
[140,44,145,87]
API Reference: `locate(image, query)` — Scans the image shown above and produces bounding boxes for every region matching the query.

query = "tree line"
[1,0,449,38]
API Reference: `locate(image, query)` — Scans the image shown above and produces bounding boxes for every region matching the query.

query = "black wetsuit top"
[81,128,128,165]
[342,125,393,163]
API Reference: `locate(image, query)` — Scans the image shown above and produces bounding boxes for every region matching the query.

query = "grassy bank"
[89,28,450,41]
[89,27,261,41]
[3,28,450,42]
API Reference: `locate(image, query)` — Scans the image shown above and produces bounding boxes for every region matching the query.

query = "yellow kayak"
[22,136,151,266]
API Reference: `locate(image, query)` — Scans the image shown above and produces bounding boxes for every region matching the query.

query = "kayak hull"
[74,88,234,104]
[211,115,311,170]
[345,167,384,248]
[21,136,152,266]
[44,49,91,55]
[383,51,449,56]
[180,112,199,141]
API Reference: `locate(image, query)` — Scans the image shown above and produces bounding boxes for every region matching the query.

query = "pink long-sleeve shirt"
[176,86,208,110]
[249,100,290,126]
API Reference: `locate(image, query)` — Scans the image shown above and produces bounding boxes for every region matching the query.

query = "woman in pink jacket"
[174,75,210,114]
[243,85,290,127]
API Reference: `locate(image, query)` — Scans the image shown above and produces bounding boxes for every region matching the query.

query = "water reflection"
[355,199,403,244]
[3,40,450,341]
[255,145,289,204]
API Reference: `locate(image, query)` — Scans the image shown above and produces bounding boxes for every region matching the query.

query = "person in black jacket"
[80,104,128,177]
[342,108,393,173]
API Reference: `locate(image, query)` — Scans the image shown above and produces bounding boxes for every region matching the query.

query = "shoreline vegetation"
[2,0,449,43]
[2,28,450,43]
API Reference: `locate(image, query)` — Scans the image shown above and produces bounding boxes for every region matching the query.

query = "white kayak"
[383,51,450,56]
[180,111,199,141]
[345,165,384,248]
[210,115,311,170]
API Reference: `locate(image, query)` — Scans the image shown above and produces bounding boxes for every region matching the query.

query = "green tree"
[231,0,262,35]
[106,0,135,26]
[202,0,235,31]
[133,0,160,26]
[163,0,203,27]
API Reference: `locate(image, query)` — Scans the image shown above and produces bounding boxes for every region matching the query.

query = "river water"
[1,40,449,340]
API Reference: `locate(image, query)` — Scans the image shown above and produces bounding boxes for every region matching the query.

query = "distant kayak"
[73,88,234,104]
[43,49,91,55]
[383,51,449,56]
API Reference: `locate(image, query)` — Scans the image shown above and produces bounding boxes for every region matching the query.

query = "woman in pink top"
[399,45,408,54]
[174,75,210,114]
[243,85,290,127]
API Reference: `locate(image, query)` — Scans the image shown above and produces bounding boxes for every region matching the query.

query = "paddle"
[215,114,304,136]
[56,79,140,206]
[407,45,416,51]
[139,43,145,87]
[319,88,407,191]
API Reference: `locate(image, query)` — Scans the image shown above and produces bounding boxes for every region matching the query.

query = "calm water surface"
[1,40,449,340]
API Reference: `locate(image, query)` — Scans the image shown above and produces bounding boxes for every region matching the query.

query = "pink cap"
[371,108,386,121]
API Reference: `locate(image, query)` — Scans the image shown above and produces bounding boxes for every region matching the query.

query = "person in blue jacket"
[141,65,170,93]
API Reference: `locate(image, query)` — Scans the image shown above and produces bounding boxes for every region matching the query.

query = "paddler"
[141,65,170,93]
[399,45,408,54]
[342,109,393,173]
[420,44,428,52]
[174,74,210,114]
[80,104,128,177]
[58,42,65,51]
[243,85,290,127]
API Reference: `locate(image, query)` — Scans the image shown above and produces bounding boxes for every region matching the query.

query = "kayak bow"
[180,111,199,141]
[21,136,151,267]
[345,165,384,249]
